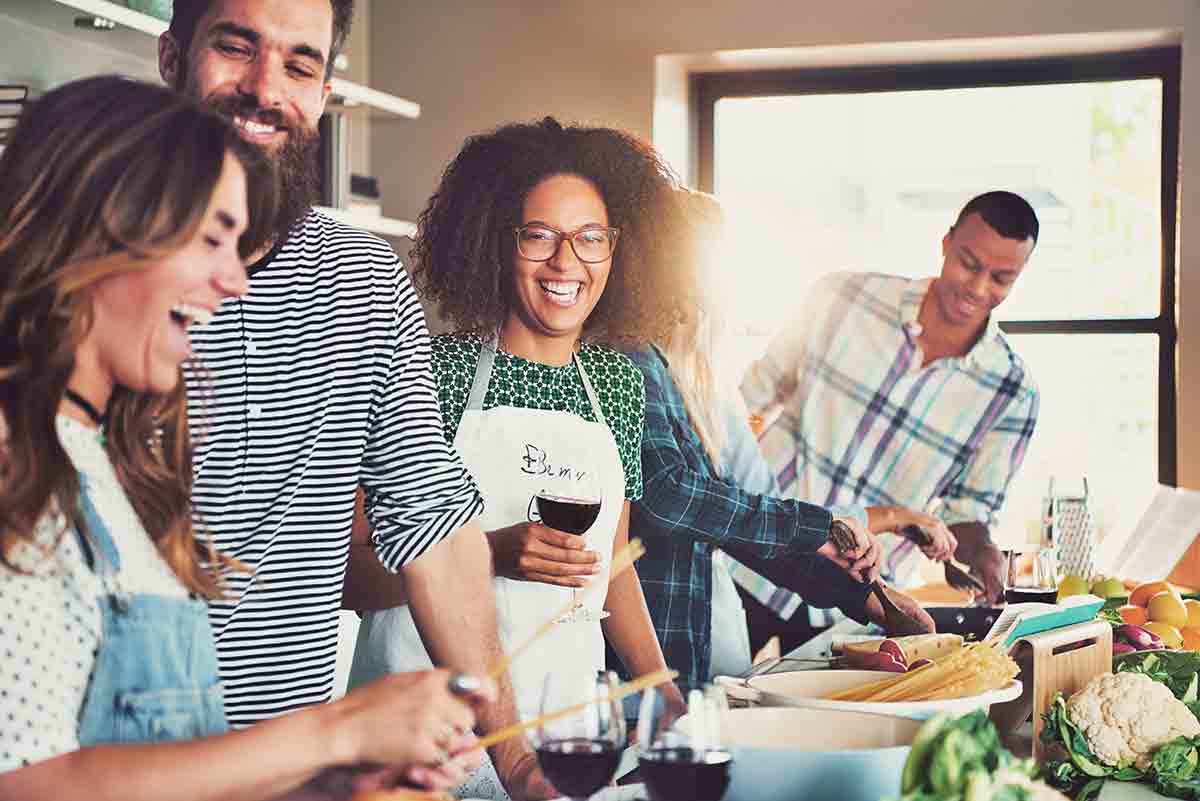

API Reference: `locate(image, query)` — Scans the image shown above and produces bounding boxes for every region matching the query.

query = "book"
[0,102,23,117]
[985,593,1105,647]
[0,117,19,131]
[0,87,27,103]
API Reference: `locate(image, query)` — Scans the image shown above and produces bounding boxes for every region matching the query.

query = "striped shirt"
[186,211,483,726]
[732,272,1038,621]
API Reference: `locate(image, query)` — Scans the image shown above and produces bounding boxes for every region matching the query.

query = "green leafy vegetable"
[1040,689,1200,799]
[1115,650,1200,708]
[890,711,1054,801]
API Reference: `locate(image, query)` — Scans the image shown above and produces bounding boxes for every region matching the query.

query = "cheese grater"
[1044,477,1097,581]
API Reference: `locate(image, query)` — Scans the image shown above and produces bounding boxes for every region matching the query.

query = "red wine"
[1005,587,1059,605]
[536,738,620,798]
[639,748,733,801]
[537,494,601,535]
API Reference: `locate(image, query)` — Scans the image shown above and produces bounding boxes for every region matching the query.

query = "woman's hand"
[493,746,560,801]
[487,523,600,587]
[325,669,495,791]
[816,516,881,584]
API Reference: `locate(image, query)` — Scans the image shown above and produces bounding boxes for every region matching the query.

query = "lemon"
[1148,591,1190,629]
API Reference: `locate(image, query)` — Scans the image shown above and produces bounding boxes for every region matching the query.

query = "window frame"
[694,47,1181,485]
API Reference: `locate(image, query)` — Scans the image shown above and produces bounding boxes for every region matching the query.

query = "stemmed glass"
[532,469,607,623]
[637,684,733,801]
[531,671,625,801]
[1003,546,1059,605]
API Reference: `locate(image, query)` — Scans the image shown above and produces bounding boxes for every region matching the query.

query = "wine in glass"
[534,471,606,623]
[532,672,624,801]
[637,684,733,801]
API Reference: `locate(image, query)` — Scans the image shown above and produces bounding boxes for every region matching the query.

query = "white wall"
[370,0,1200,491]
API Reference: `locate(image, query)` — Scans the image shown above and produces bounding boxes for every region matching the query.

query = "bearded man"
[159,2,555,797]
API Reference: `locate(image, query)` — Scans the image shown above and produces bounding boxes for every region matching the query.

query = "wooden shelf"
[16,0,420,118]
[314,207,417,239]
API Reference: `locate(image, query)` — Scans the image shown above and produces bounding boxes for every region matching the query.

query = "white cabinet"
[3,0,418,239]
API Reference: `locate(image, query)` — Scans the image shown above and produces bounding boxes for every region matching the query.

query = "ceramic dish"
[747,668,1022,719]
[678,706,924,801]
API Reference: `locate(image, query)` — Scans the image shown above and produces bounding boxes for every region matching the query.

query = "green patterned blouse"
[430,335,645,500]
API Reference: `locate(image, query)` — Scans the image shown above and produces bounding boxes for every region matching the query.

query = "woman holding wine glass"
[347,118,686,800]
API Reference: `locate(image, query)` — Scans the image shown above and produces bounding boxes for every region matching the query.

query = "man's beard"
[203,95,321,247]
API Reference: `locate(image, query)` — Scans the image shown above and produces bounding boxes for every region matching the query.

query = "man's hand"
[950,521,1005,605]
[817,516,881,583]
[487,523,600,587]
[864,585,935,634]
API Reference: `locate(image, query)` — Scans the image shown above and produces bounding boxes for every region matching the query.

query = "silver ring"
[448,673,483,696]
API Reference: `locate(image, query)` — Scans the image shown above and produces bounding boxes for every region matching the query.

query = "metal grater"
[1045,477,1097,581]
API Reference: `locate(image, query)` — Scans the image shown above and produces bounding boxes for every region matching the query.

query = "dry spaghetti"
[826,642,1018,703]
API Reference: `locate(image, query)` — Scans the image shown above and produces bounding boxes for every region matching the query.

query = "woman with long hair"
[0,75,492,801]
[627,190,931,687]
[346,118,685,800]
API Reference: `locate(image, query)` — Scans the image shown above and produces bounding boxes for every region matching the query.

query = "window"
[696,49,1179,548]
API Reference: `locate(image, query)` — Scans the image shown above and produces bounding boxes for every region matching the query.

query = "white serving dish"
[747,668,1022,719]
[678,706,925,801]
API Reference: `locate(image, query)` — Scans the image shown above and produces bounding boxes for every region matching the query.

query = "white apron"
[348,339,627,799]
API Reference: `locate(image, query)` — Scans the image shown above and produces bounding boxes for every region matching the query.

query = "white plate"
[747,668,1023,719]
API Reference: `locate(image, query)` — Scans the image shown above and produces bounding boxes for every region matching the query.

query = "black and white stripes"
[185,211,482,727]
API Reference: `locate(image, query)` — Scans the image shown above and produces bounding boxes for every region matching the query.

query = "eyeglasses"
[512,224,620,264]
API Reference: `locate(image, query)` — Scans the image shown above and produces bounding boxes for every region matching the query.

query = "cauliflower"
[1066,672,1200,769]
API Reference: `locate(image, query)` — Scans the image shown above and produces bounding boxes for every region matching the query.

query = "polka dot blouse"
[0,416,187,770]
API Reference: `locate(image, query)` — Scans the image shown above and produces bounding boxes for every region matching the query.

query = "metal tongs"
[898,524,985,596]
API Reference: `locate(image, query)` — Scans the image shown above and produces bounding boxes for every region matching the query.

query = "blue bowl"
[704,707,923,801]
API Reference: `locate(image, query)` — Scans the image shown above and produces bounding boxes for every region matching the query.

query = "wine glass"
[1004,546,1059,605]
[531,671,624,801]
[637,684,733,801]
[533,470,607,623]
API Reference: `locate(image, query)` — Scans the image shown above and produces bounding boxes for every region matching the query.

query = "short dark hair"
[954,190,1040,245]
[412,117,687,349]
[168,0,354,79]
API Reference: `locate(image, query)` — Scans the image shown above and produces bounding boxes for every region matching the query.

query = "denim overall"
[73,476,228,745]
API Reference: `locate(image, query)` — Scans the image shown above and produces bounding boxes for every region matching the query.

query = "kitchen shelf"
[314,207,417,239]
[22,0,420,118]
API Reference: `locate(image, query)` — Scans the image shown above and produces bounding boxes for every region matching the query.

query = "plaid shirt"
[731,272,1039,623]
[627,345,870,689]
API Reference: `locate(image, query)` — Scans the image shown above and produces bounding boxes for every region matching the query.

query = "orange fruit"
[1145,621,1185,649]
[1131,580,1179,608]
[1117,604,1149,626]
[1185,599,1200,627]
[1182,626,1200,651]
[1149,592,1190,629]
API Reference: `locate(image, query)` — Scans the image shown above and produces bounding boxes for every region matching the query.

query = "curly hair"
[411,117,688,349]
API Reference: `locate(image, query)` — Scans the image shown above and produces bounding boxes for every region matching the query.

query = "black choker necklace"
[64,389,109,428]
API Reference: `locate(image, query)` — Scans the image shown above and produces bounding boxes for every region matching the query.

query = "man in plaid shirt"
[732,191,1041,646]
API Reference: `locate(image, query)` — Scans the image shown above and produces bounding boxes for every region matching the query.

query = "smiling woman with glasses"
[346,117,689,800]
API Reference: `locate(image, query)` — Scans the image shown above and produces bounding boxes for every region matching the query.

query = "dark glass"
[1005,587,1059,605]
[536,738,621,799]
[639,748,733,801]
[536,494,601,535]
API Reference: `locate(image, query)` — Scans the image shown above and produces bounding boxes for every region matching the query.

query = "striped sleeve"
[360,262,484,572]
